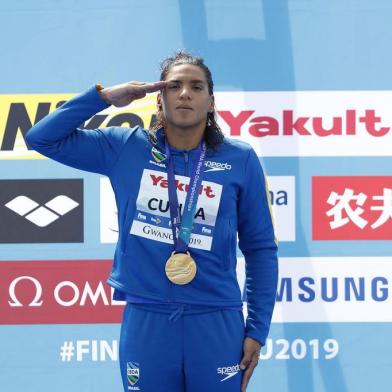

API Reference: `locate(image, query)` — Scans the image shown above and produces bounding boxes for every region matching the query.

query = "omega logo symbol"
[8,276,44,307]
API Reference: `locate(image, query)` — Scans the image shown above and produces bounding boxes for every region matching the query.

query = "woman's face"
[158,64,213,131]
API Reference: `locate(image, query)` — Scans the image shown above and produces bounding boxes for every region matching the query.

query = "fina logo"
[201,226,211,234]
[204,160,232,172]
[151,216,162,225]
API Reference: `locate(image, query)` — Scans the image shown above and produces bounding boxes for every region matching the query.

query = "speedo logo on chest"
[150,174,216,198]
[204,160,232,172]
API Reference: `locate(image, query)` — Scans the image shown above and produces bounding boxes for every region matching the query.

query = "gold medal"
[165,251,197,285]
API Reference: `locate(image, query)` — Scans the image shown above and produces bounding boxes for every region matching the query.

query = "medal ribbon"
[165,138,206,253]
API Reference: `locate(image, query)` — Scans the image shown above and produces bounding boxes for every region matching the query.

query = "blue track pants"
[119,303,245,391]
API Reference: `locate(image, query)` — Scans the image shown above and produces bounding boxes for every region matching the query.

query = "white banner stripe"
[237,257,392,323]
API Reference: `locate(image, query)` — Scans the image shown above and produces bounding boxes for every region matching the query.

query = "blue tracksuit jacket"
[25,86,278,345]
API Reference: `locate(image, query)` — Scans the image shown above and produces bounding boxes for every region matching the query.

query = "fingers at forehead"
[142,81,167,92]
[133,92,147,99]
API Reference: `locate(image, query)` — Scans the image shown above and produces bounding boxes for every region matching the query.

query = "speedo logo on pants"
[204,160,232,172]
[217,363,240,382]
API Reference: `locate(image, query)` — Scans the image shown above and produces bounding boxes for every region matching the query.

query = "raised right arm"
[26,81,166,176]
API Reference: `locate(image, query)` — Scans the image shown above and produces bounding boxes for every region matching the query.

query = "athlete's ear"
[157,93,162,110]
[208,95,215,113]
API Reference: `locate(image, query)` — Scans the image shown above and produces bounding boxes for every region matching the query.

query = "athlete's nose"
[179,85,191,100]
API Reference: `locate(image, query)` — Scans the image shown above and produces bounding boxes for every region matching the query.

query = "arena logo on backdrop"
[312,176,392,240]
[0,179,83,243]
[4,91,392,159]
[5,195,79,227]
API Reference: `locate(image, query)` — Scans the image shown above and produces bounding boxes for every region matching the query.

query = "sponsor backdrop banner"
[1,1,392,391]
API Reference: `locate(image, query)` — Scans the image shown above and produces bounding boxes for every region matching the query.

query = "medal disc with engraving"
[165,251,197,285]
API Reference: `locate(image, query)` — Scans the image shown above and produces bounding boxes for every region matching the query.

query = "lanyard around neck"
[164,138,207,253]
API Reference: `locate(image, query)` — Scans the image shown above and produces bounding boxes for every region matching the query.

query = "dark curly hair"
[150,50,224,149]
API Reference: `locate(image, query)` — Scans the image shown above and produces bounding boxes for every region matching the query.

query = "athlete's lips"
[176,105,193,110]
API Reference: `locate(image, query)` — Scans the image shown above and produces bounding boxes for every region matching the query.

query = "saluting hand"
[99,81,167,107]
[240,336,262,392]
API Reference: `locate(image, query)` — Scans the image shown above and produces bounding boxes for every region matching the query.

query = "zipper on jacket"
[183,151,189,176]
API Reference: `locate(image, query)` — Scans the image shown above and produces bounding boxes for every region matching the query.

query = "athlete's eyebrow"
[167,79,205,84]
[190,80,205,85]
